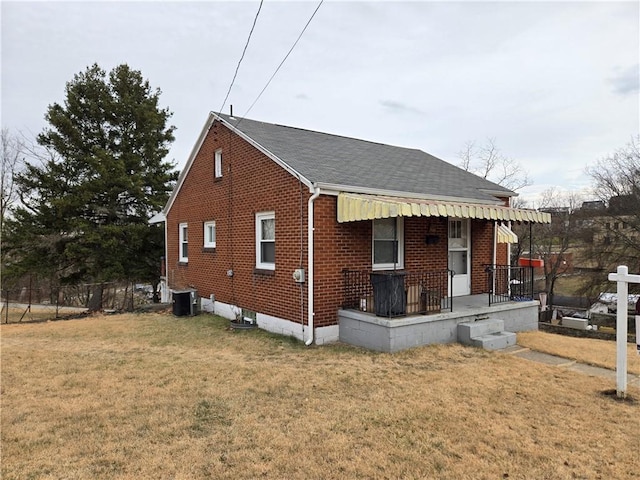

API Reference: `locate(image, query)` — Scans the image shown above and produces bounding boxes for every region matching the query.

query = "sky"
[2,1,639,205]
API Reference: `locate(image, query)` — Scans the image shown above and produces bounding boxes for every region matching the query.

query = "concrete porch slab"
[338,295,539,352]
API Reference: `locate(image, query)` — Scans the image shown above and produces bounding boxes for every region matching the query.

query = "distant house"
[158,113,551,351]
[580,200,605,211]
[574,196,639,251]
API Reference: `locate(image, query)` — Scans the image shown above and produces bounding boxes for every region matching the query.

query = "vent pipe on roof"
[230,104,233,118]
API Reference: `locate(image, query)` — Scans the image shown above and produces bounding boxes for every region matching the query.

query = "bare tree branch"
[457,140,475,172]
[586,134,640,203]
[584,134,640,275]
[1,128,25,229]
[457,137,532,191]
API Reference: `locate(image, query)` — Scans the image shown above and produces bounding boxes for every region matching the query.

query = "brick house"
[158,112,550,350]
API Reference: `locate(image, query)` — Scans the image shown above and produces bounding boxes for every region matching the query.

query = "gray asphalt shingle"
[218,113,514,203]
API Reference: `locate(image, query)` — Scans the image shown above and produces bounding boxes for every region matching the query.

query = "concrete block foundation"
[338,297,538,352]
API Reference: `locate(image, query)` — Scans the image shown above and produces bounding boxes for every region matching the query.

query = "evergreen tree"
[5,64,176,291]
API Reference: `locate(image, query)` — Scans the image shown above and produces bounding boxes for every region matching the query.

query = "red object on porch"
[518,258,544,268]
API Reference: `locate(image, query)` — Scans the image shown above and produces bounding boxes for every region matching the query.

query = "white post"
[637,315,640,356]
[607,265,640,399]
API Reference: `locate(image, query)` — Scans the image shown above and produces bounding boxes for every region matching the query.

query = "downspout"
[306,184,321,346]
[149,212,169,302]
[164,217,169,302]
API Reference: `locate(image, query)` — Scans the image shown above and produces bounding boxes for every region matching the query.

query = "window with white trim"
[256,212,275,270]
[372,217,404,270]
[214,149,222,178]
[204,221,216,249]
[179,223,188,262]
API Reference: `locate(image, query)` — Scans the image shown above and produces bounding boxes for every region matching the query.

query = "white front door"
[448,218,470,296]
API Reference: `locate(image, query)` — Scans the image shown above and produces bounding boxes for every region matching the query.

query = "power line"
[218,0,264,116]
[240,0,324,121]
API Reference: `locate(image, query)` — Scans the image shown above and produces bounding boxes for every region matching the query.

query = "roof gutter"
[306,184,321,346]
[479,188,518,198]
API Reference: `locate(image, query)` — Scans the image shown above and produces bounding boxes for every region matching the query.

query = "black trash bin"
[370,272,406,317]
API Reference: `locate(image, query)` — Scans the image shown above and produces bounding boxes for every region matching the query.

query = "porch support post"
[492,221,497,295]
[529,222,534,300]
[507,221,512,296]
[393,216,398,271]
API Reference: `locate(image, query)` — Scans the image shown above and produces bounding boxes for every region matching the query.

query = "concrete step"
[457,318,505,344]
[470,331,517,351]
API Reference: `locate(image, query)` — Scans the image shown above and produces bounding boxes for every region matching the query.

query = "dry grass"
[1,306,58,324]
[518,330,640,375]
[1,305,87,324]
[2,313,639,480]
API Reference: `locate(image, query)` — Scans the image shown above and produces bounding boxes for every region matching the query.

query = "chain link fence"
[1,282,155,324]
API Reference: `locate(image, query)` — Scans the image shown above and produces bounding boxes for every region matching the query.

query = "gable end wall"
[166,121,313,325]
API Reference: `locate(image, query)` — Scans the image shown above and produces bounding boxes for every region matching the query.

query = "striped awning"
[496,224,518,244]
[337,192,551,224]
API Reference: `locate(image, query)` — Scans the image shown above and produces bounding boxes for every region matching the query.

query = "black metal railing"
[484,265,534,306]
[342,269,453,318]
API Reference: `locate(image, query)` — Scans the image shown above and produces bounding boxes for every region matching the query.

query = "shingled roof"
[165,112,520,217]
[215,113,515,204]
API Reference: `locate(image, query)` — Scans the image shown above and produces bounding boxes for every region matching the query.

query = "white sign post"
[637,315,640,356]
[608,265,640,399]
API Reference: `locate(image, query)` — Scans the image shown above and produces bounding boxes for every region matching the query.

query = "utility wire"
[240,0,324,121]
[218,0,264,116]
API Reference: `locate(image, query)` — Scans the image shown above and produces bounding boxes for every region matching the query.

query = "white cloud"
[609,64,640,96]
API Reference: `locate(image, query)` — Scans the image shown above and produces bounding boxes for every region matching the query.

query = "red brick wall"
[404,217,449,271]
[312,211,501,322]
[167,120,511,328]
[470,220,512,294]
[471,221,492,294]
[167,121,312,325]
[312,197,367,326]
